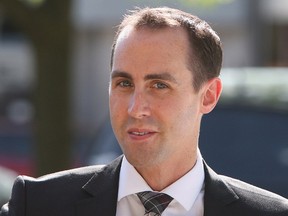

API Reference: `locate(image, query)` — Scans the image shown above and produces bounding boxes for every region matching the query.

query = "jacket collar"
[203,161,239,216]
[76,156,239,216]
[76,156,123,216]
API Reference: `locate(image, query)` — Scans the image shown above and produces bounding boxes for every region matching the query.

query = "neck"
[135,150,198,191]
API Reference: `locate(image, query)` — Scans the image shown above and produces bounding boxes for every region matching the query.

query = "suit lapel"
[203,161,239,216]
[76,156,123,216]
[75,157,239,216]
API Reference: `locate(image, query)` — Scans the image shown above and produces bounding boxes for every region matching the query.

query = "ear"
[200,78,222,114]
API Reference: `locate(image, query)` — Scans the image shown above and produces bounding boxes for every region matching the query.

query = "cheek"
[109,97,121,122]
[110,94,125,111]
[170,99,200,126]
[155,100,186,128]
[109,95,130,126]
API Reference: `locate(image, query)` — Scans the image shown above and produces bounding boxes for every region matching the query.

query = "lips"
[127,128,157,140]
[130,131,149,136]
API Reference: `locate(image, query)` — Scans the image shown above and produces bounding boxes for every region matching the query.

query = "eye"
[118,80,133,88]
[152,82,168,89]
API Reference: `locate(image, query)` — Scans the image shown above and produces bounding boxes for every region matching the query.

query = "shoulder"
[203,162,288,215]
[220,174,288,214]
[14,164,107,200]
[11,164,105,190]
[0,165,105,216]
[0,156,123,216]
[223,175,288,202]
[12,155,122,194]
[36,164,106,183]
[12,155,123,194]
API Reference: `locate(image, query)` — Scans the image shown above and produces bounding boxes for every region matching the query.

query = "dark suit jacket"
[1,156,288,216]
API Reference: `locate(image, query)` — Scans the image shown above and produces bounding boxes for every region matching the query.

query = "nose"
[128,90,150,119]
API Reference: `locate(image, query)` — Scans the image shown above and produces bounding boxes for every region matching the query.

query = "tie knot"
[137,191,173,215]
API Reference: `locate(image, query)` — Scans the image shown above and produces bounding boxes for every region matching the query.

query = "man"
[1,7,288,216]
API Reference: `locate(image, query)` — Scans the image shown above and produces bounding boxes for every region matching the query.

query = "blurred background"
[0,0,288,205]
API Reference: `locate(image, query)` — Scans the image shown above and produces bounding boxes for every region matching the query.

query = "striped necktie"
[137,191,173,215]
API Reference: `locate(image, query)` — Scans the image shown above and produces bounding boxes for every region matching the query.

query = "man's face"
[109,27,207,170]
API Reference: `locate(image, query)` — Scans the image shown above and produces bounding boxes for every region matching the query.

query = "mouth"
[130,131,150,136]
[127,128,157,140]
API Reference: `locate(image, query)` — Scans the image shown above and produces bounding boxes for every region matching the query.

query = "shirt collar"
[117,149,205,211]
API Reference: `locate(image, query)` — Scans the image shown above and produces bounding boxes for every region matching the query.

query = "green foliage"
[180,0,233,7]
[128,0,234,9]
[19,0,45,8]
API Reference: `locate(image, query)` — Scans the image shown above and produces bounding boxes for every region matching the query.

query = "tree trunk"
[0,0,72,176]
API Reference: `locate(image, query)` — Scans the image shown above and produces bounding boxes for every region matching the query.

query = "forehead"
[116,25,188,49]
[113,26,191,72]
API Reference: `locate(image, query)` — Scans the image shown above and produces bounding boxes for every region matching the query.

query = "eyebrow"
[144,72,178,84]
[111,71,132,80]
[111,70,178,84]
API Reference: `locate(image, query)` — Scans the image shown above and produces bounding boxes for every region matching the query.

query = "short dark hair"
[111,7,223,91]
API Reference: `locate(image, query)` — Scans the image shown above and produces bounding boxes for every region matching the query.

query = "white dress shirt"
[116,149,205,216]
